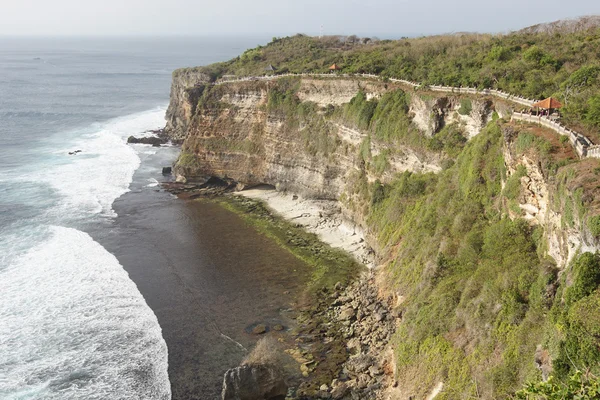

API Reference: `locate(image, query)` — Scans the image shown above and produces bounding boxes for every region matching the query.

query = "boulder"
[127,135,166,146]
[339,307,356,321]
[331,382,349,400]
[222,364,287,400]
[252,324,267,335]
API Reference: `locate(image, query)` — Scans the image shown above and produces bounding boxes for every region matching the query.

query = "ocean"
[0,36,267,400]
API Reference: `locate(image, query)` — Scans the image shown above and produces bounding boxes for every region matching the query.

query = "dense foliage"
[178,21,600,396]
[180,21,600,136]
[340,122,600,398]
[517,371,600,399]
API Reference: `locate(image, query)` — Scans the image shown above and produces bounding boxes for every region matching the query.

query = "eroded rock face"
[221,364,287,400]
[169,78,442,199]
[409,95,492,138]
[165,69,211,142]
[296,78,385,106]
[502,126,598,268]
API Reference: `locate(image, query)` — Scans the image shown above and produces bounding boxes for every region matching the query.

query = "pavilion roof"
[532,97,563,109]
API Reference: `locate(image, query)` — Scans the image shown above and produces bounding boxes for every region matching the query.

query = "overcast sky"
[1,0,598,37]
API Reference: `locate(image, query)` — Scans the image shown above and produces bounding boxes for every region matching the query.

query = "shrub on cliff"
[516,371,600,399]
[361,122,566,397]
[188,20,599,136]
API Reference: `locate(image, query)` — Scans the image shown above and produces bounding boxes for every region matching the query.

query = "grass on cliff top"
[181,20,600,136]
[213,195,363,297]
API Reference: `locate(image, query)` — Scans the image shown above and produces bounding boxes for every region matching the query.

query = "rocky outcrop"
[127,135,166,146]
[169,78,442,199]
[329,278,397,400]
[409,95,493,138]
[165,69,211,142]
[296,78,385,106]
[221,364,287,400]
[502,125,599,268]
[285,277,397,400]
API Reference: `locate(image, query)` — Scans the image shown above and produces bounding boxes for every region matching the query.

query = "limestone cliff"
[502,125,600,268]
[165,68,211,143]
[165,71,600,399]
[167,77,443,200]
[165,73,600,261]
[409,95,494,139]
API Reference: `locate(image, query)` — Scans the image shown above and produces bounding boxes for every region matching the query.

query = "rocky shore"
[161,179,397,399]
[238,188,376,269]
[218,273,398,400]
[288,276,398,400]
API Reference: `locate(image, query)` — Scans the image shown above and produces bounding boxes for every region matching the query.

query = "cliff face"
[165,69,211,142]
[409,95,494,139]
[166,74,600,264]
[165,72,600,399]
[502,126,600,268]
[170,77,443,199]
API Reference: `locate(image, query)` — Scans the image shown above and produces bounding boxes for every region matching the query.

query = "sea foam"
[20,107,167,219]
[0,226,171,400]
[0,107,172,399]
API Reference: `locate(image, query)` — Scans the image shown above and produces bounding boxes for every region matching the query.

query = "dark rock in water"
[127,135,166,146]
[162,167,172,175]
[252,324,267,335]
[222,364,287,400]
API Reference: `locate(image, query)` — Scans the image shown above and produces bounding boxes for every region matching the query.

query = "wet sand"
[93,154,313,399]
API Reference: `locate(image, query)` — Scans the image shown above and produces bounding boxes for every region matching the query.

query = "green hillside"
[180,20,600,138]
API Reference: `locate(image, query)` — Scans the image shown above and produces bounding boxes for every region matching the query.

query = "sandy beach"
[238,187,375,269]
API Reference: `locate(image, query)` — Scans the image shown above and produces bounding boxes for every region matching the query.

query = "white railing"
[511,112,596,158]
[213,73,536,106]
[206,72,597,158]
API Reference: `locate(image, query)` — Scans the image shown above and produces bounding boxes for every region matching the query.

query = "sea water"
[0,36,264,399]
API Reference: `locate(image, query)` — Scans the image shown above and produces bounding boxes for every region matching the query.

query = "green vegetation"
[589,215,600,237]
[543,253,600,383]
[515,132,553,156]
[177,151,200,168]
[458,98,472,115]
[339,122,600,398]
[428,123,467,157]
[503,164,527,201]
[181,22,600,135]
[517,371,600,399]
[216,195,362,294]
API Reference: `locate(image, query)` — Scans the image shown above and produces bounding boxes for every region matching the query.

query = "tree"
[516,371,600,399]
[586,95,600,129]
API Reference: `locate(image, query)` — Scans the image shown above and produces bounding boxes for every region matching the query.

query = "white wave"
[137,148,159,155]
[22,107,167,218]
[0,226,171,400]
[146,178,159,188]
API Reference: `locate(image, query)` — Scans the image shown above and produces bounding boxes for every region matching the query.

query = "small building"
[532,97,563,119]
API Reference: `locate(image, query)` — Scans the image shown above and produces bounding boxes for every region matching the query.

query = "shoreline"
[208,189,397,399]
[237,186,376,270]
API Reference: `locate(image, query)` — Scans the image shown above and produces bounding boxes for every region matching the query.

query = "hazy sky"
[1,0,598,37]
